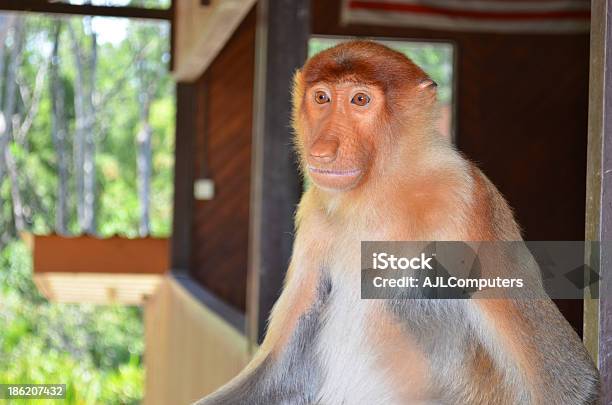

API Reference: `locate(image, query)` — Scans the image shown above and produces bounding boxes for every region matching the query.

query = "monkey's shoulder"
[383,160,521,241]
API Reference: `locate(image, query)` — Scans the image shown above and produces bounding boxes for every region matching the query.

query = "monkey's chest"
[314,291,387,404]
[312,279,429,405]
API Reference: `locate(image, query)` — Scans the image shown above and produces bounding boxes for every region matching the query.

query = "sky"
[70,0,130,44]
[66,0,167,45]
[92,17,129,44]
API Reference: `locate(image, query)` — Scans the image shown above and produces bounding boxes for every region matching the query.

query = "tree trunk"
[0,15,14,244]
[137,99,152,236]
[50,22,70,235]
[82,22,97,234]
[68,23,86,233]
[69,19,97,234]
[0,16,23,180]
[4,147,25,231]
[0,14,15,119]
[0,16,25,233]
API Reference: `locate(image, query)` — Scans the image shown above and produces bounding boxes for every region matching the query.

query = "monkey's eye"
[314,90,330,104]
[351,92,371,106]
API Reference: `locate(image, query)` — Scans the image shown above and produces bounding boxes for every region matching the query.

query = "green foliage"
[0,13,175,405]
[0,241,144,405]
[0,14,175,238]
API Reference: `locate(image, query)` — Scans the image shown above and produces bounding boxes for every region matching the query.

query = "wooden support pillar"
[247,0,310,344]
[171,82,197,274]
[585,0,612,401]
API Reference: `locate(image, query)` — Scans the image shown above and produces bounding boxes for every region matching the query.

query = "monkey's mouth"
[307,166,361,177]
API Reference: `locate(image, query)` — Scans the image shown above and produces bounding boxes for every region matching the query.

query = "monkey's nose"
[310,138,338,163]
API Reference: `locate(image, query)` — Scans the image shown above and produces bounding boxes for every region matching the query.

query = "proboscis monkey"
[196,41,599,405]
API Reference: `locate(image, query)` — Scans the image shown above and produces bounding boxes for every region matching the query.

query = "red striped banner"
[341,0,590,33]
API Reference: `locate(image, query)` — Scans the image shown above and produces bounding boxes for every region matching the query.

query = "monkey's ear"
[292,69,305,100]
[418,78,438,91]
[291,69,305,126]
[293,69,304,90]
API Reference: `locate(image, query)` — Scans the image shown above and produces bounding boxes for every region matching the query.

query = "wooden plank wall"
[189,7,256,312]
[311,0,590,334]
[144,276,249,405]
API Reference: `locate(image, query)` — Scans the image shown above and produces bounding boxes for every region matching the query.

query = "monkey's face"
[300,81,385,191]
[294,40,435,192]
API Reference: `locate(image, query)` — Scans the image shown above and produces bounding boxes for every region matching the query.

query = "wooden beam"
[0,0,171,20]
[32,235,168,305]
[584,0,612,401]
[34,235,169,275]
[171,0,255,81]
[247,0,310,344]
[171,83,197,274]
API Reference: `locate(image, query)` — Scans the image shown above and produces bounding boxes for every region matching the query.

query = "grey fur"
[195,274,332,405]
[387,279,600,404]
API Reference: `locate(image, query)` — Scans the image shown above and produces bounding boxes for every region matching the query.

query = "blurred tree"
[50,21,70,234]
[0,10,175,404]
[128,23,169,236]
[68,17,98,234]
[0,241,144,405]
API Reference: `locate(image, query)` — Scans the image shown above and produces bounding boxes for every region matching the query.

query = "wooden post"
[171,83,197,274]
[247,0,310,344]
[585,0,612,401]
[0,0,171,20]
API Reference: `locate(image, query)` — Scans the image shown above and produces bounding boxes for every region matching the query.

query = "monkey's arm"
[463,173,600,403]
[473,298,600,404]
[194,254,329,405]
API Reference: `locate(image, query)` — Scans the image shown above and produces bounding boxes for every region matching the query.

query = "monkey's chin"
[307,166,363,191]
